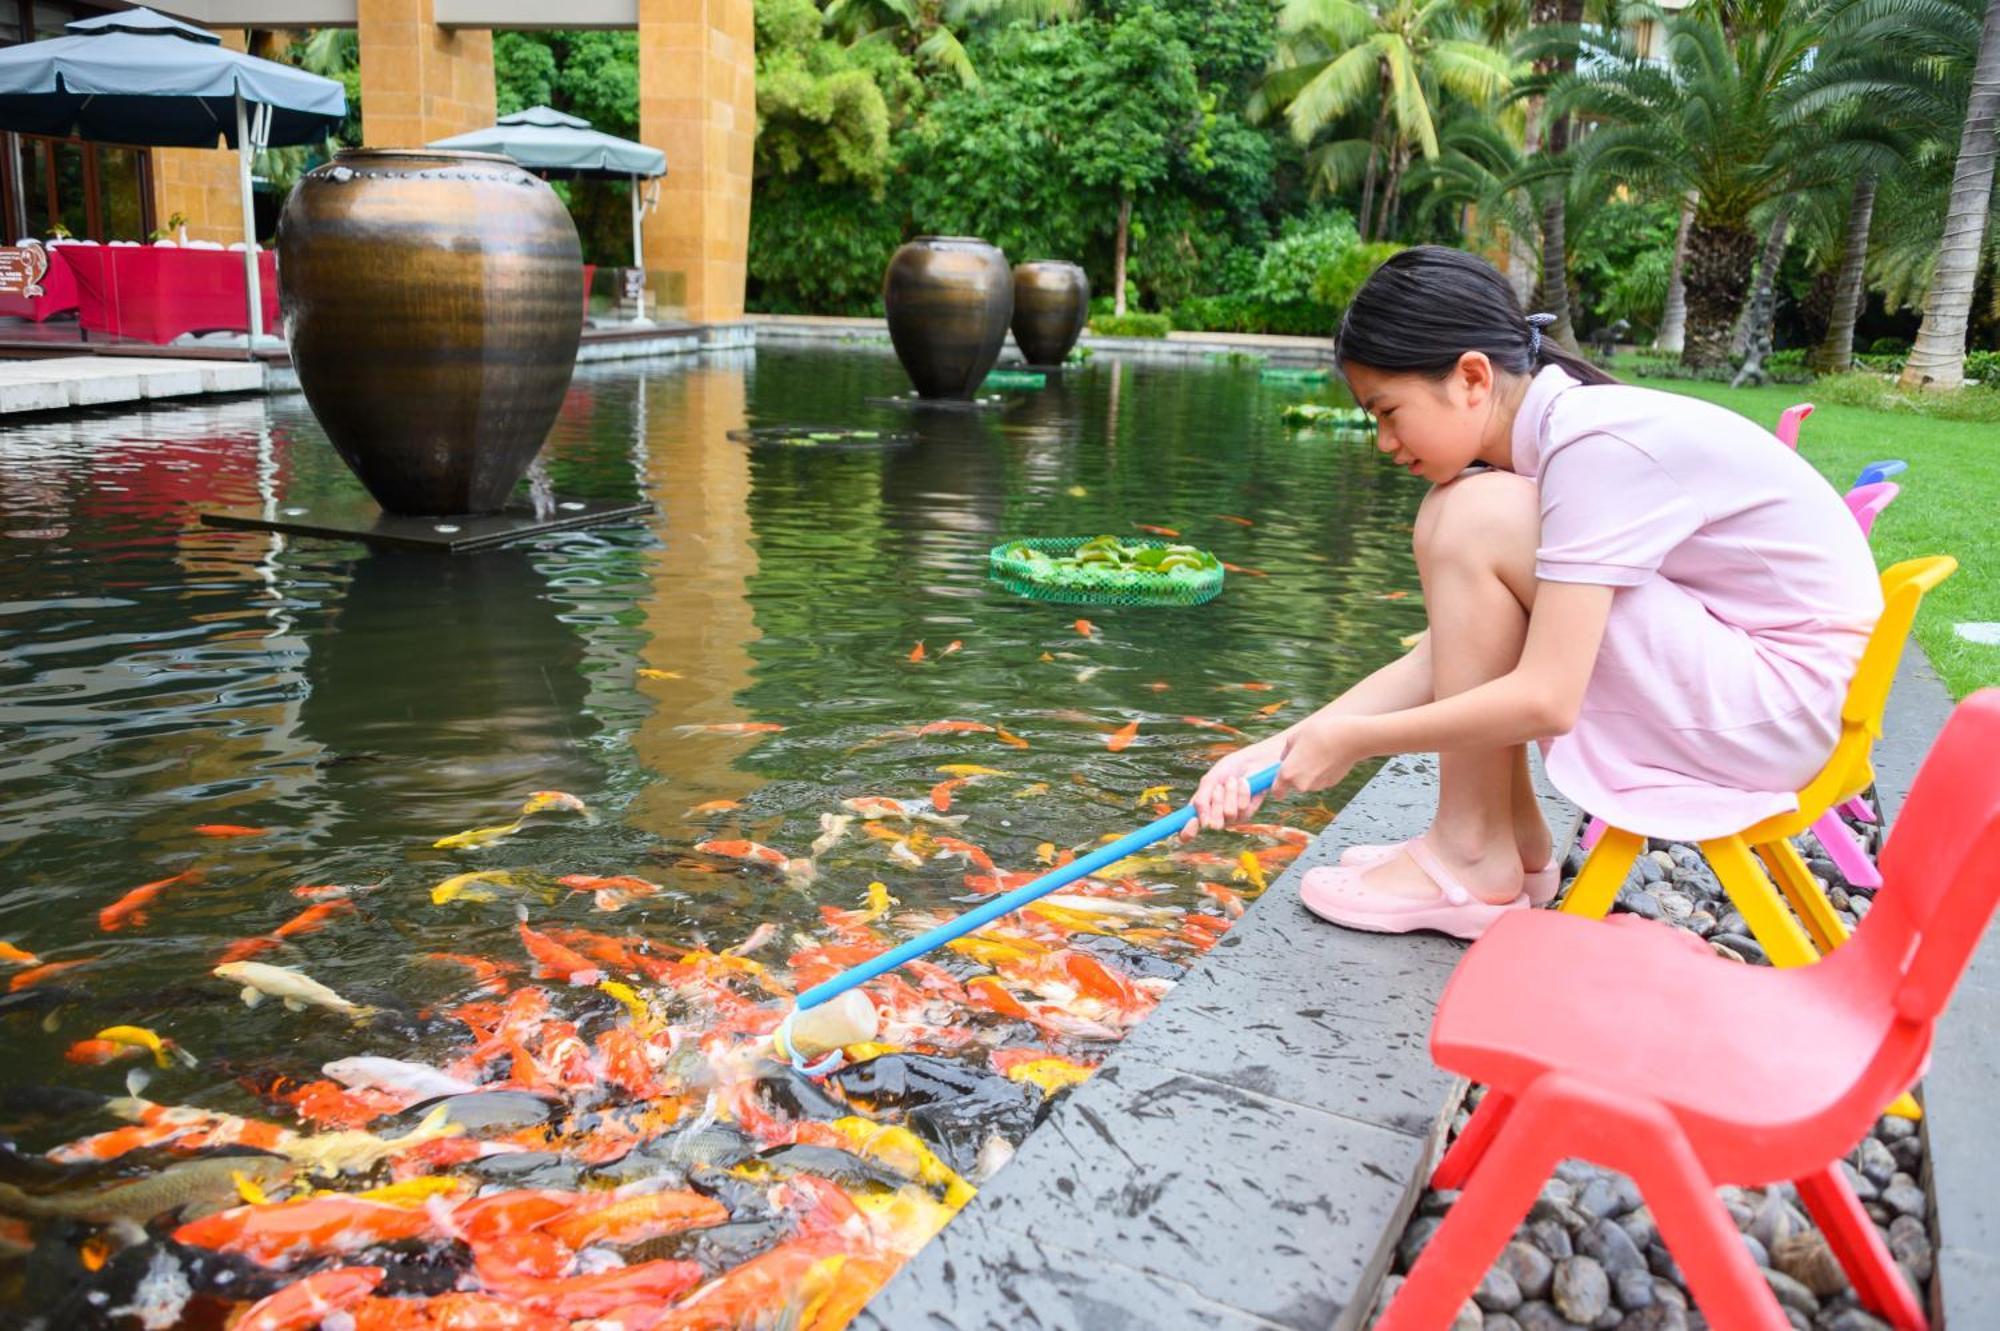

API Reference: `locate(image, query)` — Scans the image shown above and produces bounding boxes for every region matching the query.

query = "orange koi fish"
[1221,562,1268,577]
[544,1192,728,1248]
[555,873,663,911]
[686,799,742,815]
[931,836,996,872]
[516,921,604,987]
[276,899,354,939]
[1200,881,1247,919]
[1378,590,1411,600]
[476,1259,707,1320]
[1226,823,1315,847]
[1183,716,1248,738]
[942,640,963,656]
[64,1038,145,1066]
[674,722,786,736]
[1215,514,1254,527]
[194,823,268,838]
[233,1267,385,1331]
[348,1293,566,1331]
[1105,720,1139,752]
[695,839,794,870]
[290,883,351,901]
[995,727,1030,749]
[99,870,200,932]
[930,778,968,812]
[1072,618,1099,636]
[1256,700,1289,716]
[9,958,94,992]
[908,640,926,662]
[179,1198,430,1263]
[1143,681,1171,692]
[0,941,38,966]
[422,953,517,995]
[1132,524,1180,538]
[916,719,995,736]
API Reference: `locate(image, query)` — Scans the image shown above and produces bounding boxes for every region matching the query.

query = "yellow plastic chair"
[1560,555,1958,967]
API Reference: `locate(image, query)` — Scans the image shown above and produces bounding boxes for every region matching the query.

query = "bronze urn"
[1011,260,1089,367]
[882,236,1013,399]
[278,149,584,516]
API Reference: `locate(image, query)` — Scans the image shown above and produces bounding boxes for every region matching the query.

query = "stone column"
[638,0,754,324]
[358,0,496,148]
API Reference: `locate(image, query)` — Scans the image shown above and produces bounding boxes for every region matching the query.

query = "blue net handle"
[792,764,1282,1013]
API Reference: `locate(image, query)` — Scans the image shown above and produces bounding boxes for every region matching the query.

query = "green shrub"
[1171,295,1334,337]
[1815,371,2000,423]
[1853,352,1907,374]
[1868,336,1910,357]
[1962,349,2000,383]
[1250,212,1360,305]
[1312,241,1406,310]
[1764,348,1807,373]
[1089,312,1172,339]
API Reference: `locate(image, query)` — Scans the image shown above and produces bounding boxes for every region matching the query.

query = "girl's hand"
[1184,733,1287,838]
[1273,715,1361,800]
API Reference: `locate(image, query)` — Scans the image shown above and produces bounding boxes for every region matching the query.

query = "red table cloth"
[57,244,279,343]
[0,245,80,322]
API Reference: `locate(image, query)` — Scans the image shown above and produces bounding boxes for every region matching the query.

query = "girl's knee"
[1414,470,1540,569]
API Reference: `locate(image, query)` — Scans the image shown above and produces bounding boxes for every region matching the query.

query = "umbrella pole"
[234,92,264,348]
[629,173,644,323]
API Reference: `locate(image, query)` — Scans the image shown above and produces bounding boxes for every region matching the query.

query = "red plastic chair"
[1379,689,2000,1331]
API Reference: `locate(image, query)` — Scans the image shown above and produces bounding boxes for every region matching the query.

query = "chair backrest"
[1775,402,1815,449]
[1873,691,2000,1022]
[1841,556,1957,737]
[1843,481,1899,538]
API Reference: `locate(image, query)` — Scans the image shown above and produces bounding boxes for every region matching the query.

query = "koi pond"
[0,346,1424,1329]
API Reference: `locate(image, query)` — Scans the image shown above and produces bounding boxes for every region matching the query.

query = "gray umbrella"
[0,6,347,342]
[431,107,667,319]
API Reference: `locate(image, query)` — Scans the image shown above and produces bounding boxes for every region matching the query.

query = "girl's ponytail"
[1337,246,1619,387]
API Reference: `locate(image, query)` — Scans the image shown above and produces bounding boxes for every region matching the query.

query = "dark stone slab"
[859,749,1580,1330]
[199,496,654,553]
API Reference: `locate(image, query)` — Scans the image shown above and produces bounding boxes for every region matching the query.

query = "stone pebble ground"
[1373,810,1931,1331]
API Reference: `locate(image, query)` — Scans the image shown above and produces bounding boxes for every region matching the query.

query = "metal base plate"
[199,497,655,553]
[864,392,1013,413]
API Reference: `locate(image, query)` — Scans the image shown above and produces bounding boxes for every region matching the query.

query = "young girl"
[1189,246,1882,939]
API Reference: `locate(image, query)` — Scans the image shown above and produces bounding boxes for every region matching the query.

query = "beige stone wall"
[358,0,496,148]
[149,31,255,243]
[638,0,754,323]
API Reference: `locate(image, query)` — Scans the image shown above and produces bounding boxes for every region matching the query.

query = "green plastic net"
[989,535,1226,607]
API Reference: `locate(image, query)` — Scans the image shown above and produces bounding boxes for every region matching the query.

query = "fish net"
[988,536,1225,607]
[727,426,916,452]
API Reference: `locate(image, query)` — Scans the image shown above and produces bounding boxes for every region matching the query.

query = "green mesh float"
[1259,366,1330,384]
[989,535,1226,607]
[983,370,1049,391]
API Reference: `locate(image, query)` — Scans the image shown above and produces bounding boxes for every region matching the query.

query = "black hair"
[1335,245,1619,387]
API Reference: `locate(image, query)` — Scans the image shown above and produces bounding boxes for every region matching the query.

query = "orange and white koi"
[232,1266,386,1331]
[517,921,604,987]
[0,941,38,966]
[673,721,785,736]
[555,873,663,911]
[1105,720,1139,752]
[99,870,200,932]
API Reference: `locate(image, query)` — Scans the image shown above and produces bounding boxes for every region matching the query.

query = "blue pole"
[791,764,1280,1012]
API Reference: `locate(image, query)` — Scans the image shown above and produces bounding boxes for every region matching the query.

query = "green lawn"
[1632,376,1997,700]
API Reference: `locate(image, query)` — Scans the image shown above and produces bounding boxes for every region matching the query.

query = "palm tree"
[1253,0,1516,241]
[1901,0,2000,389]
[1550,1,1834,368]
[824,0,1075,87]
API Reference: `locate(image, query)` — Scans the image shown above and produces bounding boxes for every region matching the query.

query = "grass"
[1631,375,1997,700]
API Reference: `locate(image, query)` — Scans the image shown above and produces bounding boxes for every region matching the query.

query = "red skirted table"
[56,244,279,342]
[0,245,80,322]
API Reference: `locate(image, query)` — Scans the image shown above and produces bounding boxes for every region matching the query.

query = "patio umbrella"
[430,107,667,320]
[0,6,346,344]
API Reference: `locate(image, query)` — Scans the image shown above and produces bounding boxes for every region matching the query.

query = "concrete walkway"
[746,313,1337,365]
[0,354,262,414]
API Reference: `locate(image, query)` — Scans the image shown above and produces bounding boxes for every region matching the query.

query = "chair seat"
[1432,912,1909,1181]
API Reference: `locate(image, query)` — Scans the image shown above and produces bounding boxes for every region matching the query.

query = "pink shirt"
[1510,367,1882,839]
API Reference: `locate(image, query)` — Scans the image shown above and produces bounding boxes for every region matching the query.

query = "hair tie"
[1526,312,1557,362]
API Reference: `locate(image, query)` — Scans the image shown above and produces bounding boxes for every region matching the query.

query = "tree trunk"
[1376,141,1408,240]
[1655,192,1695,353]
[1810,174,1876,375]
[1112,191,1131,317]
[1902,0,2000,390]
[1531,0,1585,354]
[1681,219,1760,370]
[1507,85,1544,309]
[1357,75,1392,243]
[1731,199,1792,359]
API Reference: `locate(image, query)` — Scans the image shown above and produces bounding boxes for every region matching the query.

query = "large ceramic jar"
[883,236,1012,399]
[1011,260,1089,367]
[278,149,583,516]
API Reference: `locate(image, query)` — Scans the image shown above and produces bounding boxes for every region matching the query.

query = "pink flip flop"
[1336,840,1561,906]
[1302,839,1528,940]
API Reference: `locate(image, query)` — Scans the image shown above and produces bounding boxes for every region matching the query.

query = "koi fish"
[273,899,354,940]
[995,728,1031,749]
[674,721,786,736]
[1215,514,1254,527]
[1132,524,1180,538]
[839,796,966,828]
[543,1191,728,1248]
[1106,720,1139,752]
[177,1196,432,1264]
[422,952,517,994]
[916,719,995,736]
[1226,823,1315,847]
[194,823,268,838]
[811,813,854,857]
[65,1038,145,1066]
[323,1056,474,1101]
[9,958,95,991]
[431,870,518,905]
[695,839,814,881]
[214,962,373,1018]
[555,873,662,911]
[687,799,742,815]
[1073,618,1099,636]
[1220,562,1268,577]
[931,836,996,872]
[1200,881,1247,918]
[1256,700,1289,716]
[1143,681,1171,692]
[234,1267,386,1331]
[942,640,963,656]
[930,778,968,812]
[1003,1056,1097,1094]
[1378,590,1411,600]
[0,941,38,965]
[1184,716,1248,737]
[517,921,604,986]
[937,764,1007,777]
[96,1025,195,1070]
[99,870,200,931]
[638,667,683,680]
[1233,850,1269,892]
[907,641,926,662]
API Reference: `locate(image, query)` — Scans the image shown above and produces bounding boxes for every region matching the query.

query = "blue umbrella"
[0,6,347,342]
[431,107,667,320]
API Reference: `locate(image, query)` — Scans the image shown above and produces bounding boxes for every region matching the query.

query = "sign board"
[620,267,647,302]
[0,241,48,298]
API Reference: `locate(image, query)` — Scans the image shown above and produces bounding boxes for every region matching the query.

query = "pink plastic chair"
[1381,689,2000,1331]
[1774,401,1814,448]
[1845,481,1900,539]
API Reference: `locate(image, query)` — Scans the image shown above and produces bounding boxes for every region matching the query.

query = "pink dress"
[1511,367,1882,841]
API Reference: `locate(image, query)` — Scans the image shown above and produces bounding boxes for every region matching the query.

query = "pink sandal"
[1336,840,1561,906]
[1302,839,1528,940]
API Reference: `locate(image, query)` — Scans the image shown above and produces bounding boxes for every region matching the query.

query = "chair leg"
[1622,1125,1793,1330]
[1560,827,1643,919]
[1702,836,1820,968]
[1579,815,1606,851]
[1840,794,1877,825]
[1810,809,1884,890]
[1796,1165,1928,1331]
[1379,1094,1566,1330]
[1431,1090,1513,1191]
[1756,838,1852,954]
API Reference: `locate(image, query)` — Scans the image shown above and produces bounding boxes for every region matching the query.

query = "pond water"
[0,346,1425,1326]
